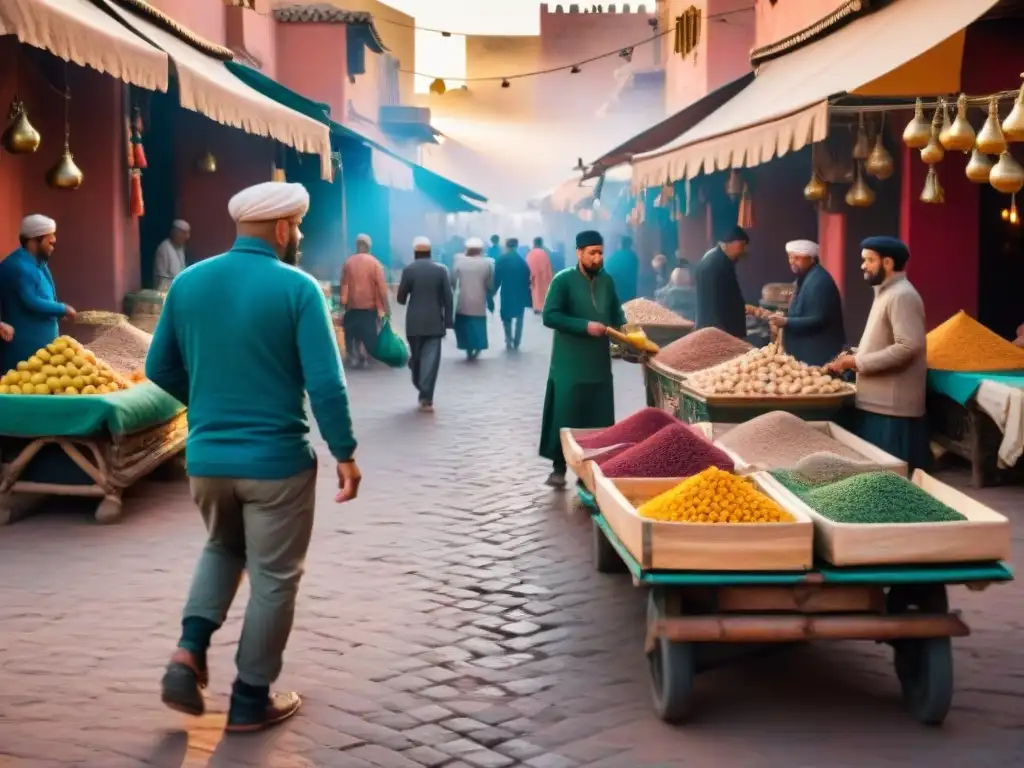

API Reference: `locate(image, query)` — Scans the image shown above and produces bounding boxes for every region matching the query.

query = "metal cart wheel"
[591,517,626,573]
[894,637,954,726]
[646,588,696,724]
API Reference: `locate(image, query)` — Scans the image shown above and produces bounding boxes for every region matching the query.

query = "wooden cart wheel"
[894,637,954,726]
[591,517,626,574]
[95,495,124,524]
[646,588,696,723]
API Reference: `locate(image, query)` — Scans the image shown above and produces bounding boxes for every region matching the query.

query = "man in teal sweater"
[148,181,361,733]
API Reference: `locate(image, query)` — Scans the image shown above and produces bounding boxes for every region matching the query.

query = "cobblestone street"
[1,313,1022,767]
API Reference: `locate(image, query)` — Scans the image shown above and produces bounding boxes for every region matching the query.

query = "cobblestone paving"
[1,312,1023,767]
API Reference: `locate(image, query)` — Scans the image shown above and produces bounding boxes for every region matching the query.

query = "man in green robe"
[539,230,626,488]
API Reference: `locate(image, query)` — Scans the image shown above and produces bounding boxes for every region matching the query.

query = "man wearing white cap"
[397,236,453,411]
[149,182,361,733]
[340,233,389,368]
[451,237,494,360]
[0,214,75,371]
[153,219,191,292]
[768,239,845,367]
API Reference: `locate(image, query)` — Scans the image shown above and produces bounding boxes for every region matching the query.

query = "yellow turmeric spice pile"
[637,466,792,524]
[926,311,1024,372]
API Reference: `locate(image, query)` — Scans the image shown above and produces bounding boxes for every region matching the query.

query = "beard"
[864,269,884,286]
[282,237,302,266]
[582,261,603,277]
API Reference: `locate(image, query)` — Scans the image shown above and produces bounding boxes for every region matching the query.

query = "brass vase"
[45,145,83,190]
[1003,81,1024,143]
[803,172,827,202]
[965,148,993,184]
[902,98,931,149]
[989,151,1024,194]
[941,94,976,152]
[852,113,870,160]
[1,99,41,154]
[845,162,875,208]
[865,133,894,180]
[976,96,1007,155]
[920,165,944,204]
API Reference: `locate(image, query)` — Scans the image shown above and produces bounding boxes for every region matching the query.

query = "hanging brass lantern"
[941,94,976,152]
[803,172,828,202]
[45,83,82,190]
[989,151,1024,194]
[196,150,217,173]
[845,162,875,208]
[2,98,41,154]
[936,99,954,150]
[965,148,994,184]
[865,133,894,180]
[852,113,870,160]
[920,108,945,165]
[976,96,1007,155]
[920,165,944,204]
[902,98,931,149]
[725,168,744,199]
[1002,79,1024,142]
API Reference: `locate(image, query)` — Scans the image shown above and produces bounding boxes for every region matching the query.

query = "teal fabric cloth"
[0,248,67,372]
[454,313,488,351]
[927,369,1024,406]
[146,237,357,480]
[0,381,183,437]
[848,409,931,475]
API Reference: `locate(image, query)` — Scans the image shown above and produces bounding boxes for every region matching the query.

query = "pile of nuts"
[689,346,853,397]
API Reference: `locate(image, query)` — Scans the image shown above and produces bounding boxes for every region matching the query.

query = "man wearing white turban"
[150,181,361,733]
[153,219,191,292]
[0,215,75,370]
[768,239,845,367]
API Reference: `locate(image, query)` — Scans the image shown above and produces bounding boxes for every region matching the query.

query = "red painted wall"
[276,23,348,120]
[146,0,228,48]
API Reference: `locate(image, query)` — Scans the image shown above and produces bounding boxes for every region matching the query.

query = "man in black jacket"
[694,226,749,339]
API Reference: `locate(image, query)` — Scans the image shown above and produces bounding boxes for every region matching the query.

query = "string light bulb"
[620,48,634,63]
[570,65,581,74]
[429,78,446,96]
[501,79,510,88]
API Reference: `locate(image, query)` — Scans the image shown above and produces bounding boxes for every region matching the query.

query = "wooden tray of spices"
[592,466,814,572]
[560,428,630,492]
[759,470,1011,566]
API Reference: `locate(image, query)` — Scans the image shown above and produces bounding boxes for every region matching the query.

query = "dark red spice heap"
[577,408,679,450]
[599,423,735,478]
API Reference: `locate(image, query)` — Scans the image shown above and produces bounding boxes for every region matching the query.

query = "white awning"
[100,0,332,180]
[0,0,168,92]
[632,0,1001,188]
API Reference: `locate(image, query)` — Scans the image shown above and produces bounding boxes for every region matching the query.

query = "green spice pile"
[772,470,966,524]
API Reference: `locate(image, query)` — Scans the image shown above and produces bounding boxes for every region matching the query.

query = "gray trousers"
[408,335,442,403]
[183,466,317,687]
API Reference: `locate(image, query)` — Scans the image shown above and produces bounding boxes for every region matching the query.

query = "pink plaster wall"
[276,23,348,120]
[753,0,848,51]
[145,0,228,47]
[226,4,278,78]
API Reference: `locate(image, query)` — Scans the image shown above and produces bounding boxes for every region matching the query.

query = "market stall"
[0,331,185,524]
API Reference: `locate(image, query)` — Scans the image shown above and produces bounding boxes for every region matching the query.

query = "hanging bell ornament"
[920,109,945,165]
[852,113,870,160]
[936,99,955,149]
[902,98,931,149]
[196,150,217,173]
[845,162,875,208]
[725,168,744,199]
[989,151,1024,194]
[865,133,894,180]
[803,172,827,202]
[1002,80,1024,143]
[45,146,84,190]
[976,96,1007,155]
[919,165,944,204]
[965,148,994,184]
[1,99,41,154]
[941,94,976,152]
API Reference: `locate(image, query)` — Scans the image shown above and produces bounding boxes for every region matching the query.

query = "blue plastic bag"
[374,315,409,368]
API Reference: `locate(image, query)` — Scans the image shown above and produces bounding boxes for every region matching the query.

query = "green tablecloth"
[0,381,184,437]
[927,369,1024,406]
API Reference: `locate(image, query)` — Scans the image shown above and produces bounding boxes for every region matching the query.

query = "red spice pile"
[577,408,679,450]
[654,327,752,373]
[598,423,735,478]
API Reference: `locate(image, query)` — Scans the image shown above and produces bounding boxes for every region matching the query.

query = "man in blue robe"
[0,215,75,371]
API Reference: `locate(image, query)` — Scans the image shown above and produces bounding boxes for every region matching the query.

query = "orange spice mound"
[926,311,1024,372]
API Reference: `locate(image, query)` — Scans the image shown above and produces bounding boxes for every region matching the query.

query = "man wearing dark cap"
[827,236,929,472]
[538,230,627,488]
[694,226,750,339]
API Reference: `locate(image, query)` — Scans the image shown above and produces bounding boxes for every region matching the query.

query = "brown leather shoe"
[225,691,302,733]
[160,649,208,716]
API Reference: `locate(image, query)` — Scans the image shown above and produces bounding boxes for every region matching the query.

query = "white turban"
[786,239,819,258]
[171,219,190,233]
[465,237,483,250]
[228,182,309,223]
[19,215,56,239]
[413,236,431,251]
[356,233,372,247]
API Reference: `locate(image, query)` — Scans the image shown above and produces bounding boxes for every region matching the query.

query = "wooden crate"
[592,466,814,571]
[560,428,629,492]
[758,470,1012,566]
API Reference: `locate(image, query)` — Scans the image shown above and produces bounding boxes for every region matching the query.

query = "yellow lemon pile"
[637,466,792,524]
[0,336,132,396]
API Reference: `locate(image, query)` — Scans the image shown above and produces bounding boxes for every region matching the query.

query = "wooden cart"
[927,392,1024,488]
[575,486,1013,726]
[0,410,187,525]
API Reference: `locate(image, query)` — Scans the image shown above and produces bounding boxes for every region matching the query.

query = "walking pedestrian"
[340,233,389,368]
[451,237,494,360]
[538,230,626,488]
[397,236,453,412]
[526,236,554,315]
[149,181,361,732]
[493,238,532,351]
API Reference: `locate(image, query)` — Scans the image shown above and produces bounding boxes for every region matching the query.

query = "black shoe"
[161,651,207,717]
[545,472,567,489]
[225,691,302,733]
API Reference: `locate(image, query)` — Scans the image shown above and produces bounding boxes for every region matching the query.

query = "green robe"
[539,267,627,468]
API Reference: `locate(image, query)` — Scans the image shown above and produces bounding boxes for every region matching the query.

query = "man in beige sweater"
[827,236,930,472]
